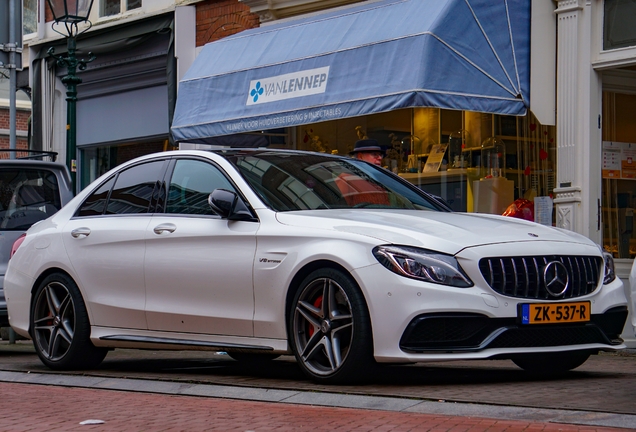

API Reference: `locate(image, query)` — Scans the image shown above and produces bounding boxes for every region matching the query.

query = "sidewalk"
[0,371,634,431]
[0,380,629,432]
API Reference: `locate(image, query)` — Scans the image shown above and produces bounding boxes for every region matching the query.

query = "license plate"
[520,301,591,324]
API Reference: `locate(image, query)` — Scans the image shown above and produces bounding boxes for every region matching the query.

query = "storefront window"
[293,109,557,221]
[603,0,636,50]
[602,91,636,259]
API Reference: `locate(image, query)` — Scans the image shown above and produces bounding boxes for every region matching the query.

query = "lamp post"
[46,0,95,194]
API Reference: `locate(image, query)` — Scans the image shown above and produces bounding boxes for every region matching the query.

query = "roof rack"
[0,150,58,162]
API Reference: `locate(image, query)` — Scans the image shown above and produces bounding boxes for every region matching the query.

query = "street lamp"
[46,0,95,194]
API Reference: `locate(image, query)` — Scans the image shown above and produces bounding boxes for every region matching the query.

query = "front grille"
[399,307,627,353]
[479,255,602,299]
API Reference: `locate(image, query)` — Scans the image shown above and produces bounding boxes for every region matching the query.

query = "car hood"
[275,210,595,255]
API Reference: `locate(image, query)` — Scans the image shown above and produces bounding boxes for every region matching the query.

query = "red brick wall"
[196,0,259,47]
[44,1,53,22]
[0,108,30,153]
[0,109,30,131]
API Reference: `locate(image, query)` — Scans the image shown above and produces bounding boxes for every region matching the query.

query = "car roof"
[0,159,70,171]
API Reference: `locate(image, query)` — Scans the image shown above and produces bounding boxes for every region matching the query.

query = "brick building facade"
[195,0,259,47]
[0,107,29,156]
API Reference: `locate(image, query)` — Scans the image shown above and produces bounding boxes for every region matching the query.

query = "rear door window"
[0,169,62,230]
[76,160,167,217]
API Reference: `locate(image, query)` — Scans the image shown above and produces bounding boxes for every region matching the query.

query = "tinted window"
[166,159,235,215]
[106,160,166,215]
[77,176,116,217]
[0,168,62,230]
[227,152,441,212]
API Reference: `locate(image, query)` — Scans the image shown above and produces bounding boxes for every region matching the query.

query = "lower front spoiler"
[399,306,628,354]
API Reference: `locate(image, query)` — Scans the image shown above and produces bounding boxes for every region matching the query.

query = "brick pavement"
[1,342,635,430]
[3,342,635,416]
[0,381,629,432]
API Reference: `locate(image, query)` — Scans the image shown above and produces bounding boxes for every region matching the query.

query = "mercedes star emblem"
[543,261,569,297]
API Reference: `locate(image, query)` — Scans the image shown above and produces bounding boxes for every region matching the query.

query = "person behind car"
[333,140,390,206]
[349,139,385,166]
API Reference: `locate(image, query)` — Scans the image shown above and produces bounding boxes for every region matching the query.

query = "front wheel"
[289,268,373,384]
[30,273,107,370]
[512,351,591,374]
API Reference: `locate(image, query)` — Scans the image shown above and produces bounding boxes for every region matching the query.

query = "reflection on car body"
[4,149,629,384]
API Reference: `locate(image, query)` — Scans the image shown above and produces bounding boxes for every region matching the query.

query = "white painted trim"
[0,99,31,110]
[0,129,28,138]
[531,0,556,126]
[175,5,196,85]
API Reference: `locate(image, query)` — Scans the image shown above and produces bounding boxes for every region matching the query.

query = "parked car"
[0,152,73,327]
[4,149,629,383]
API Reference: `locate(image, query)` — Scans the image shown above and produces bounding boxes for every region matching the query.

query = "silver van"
[0,152,73,327]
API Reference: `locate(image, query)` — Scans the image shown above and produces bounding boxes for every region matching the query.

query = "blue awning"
[172,0,530,142]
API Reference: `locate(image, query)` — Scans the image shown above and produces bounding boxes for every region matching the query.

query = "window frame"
[99,0,142,18]
[74,157,169,218]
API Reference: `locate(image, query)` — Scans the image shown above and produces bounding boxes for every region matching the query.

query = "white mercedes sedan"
[4,149,629,384]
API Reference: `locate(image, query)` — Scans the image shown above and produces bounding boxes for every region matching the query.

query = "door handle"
[71,227,91,238]
[153,223,176,234]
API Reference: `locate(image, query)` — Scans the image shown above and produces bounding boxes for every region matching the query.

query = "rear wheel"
[512,351,591,374]
[30,273,107,370]
[289,268,373,384]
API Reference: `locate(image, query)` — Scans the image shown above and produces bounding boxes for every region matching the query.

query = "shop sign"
[246,66,330,106]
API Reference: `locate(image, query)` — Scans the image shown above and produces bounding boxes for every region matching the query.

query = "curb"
[0,370,635,430]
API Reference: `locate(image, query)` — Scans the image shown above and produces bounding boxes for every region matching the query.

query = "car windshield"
[223,150,442,212]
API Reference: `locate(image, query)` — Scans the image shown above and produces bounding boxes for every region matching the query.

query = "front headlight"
[603,251,616,284]
[373,245,473,288]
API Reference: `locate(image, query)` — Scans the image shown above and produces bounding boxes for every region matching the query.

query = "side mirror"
[208,189,257,222]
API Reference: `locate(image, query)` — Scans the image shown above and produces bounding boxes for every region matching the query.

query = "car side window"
[166,159,235,215]
[77,160,166,217]
[106,160,166,215]
[76,176,115,217]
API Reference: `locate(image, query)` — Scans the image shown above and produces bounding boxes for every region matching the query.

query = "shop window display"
[602,91,636,259]
[293,109,557,221]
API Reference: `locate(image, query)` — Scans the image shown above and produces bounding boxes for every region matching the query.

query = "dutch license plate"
[520,301,591,324]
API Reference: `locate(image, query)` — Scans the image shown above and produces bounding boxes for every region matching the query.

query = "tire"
[512,351,591,374]
[289,268,374,384]
[30,273,107,370]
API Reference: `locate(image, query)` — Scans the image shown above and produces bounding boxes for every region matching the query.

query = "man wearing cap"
[350,139,385,166]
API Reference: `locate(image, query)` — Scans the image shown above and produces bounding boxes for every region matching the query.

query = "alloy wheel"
[292,277,354,376]
[32,281,75,362]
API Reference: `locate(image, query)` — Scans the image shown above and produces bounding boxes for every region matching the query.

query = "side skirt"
[100,335,274,352]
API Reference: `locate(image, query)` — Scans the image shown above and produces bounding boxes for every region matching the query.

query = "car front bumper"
[353,261,629,363]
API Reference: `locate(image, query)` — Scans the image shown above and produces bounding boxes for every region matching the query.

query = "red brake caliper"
[308,296,323,337]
